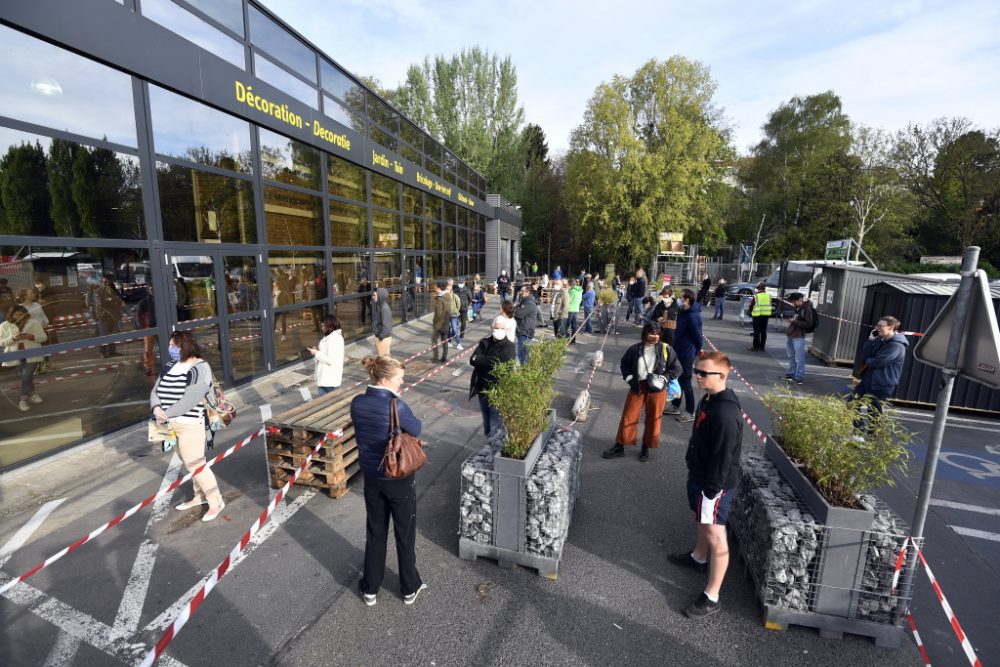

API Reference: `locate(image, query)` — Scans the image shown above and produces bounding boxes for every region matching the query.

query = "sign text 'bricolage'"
[234,81,350,152]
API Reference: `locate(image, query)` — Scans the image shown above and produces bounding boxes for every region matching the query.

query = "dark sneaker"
[639,446,650,462]
[667,552,708,573]
[404,583,428,605]
[795,378,804,385]
[663,404,680,415]
[683,593,721,618]
[677,412,695,423]
[781,374,793,380]
[602,444,625,459]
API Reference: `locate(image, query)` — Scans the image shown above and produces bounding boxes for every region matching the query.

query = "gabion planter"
[458,415,582,578]
[730,443,917,647]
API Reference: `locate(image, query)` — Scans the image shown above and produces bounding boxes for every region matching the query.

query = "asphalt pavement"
[3,299,988,666]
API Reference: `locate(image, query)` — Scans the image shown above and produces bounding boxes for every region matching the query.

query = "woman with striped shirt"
[150,331,224,522]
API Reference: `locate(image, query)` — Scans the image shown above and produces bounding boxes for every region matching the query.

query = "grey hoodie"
[373,287,393,339]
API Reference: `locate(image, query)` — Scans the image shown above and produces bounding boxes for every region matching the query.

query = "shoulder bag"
[381,398,426,479]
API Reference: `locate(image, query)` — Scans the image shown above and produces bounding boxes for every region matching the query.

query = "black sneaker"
[639,446,650,462]
[781,374,793,380]
[795,378,804,385]
[683,593,721,618]
[667,552,708,573]
[602,444,625,459]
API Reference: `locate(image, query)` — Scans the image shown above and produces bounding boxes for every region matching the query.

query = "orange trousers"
[615,381,668,448]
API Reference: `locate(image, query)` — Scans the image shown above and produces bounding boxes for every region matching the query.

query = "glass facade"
[0,7,487,469]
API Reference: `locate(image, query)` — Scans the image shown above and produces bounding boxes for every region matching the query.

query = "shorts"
[687,479,733,525]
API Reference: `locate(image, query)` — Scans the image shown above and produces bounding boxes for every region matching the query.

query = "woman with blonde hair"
[350,356,426,607]
[0,305,47,411]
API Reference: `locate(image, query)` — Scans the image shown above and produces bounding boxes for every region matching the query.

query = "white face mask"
[458,282,465,288]
[492,329,507,340]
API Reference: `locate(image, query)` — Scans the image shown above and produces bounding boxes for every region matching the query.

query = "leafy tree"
[0,140,50,236]
[48,138,81,237]
[563,57,730,269]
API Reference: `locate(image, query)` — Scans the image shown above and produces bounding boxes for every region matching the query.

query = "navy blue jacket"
[350,387,422,479]
[858,333,908,395]
[674,302,704,359]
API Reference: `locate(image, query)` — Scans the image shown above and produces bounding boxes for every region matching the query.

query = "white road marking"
[951,526,1000,543]
[895,409,1000,426]
[897,415,1000,434]
[930,499,1000,517]
[299,387,312,401]
[259,404,272,421]
[0,498,66,568]
[41,631,81,667]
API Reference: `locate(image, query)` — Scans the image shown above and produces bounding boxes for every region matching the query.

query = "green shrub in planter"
[485,338,568,459]
[597,289,617,306]
[764,387,912,508]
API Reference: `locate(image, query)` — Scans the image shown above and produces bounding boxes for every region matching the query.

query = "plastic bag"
[667,378,682,401]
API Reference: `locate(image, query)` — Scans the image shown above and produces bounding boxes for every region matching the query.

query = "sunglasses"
[693,368,724,378]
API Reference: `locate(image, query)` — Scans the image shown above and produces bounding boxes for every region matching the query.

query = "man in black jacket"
[668,351,743,618]
[469,316,516,436]
[514,285,537,365]
[371,286,393,356]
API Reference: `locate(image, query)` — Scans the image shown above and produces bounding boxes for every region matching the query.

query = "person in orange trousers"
[604,322,682,462]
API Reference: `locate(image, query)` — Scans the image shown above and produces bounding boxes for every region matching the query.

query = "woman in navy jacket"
[350,355,427,607]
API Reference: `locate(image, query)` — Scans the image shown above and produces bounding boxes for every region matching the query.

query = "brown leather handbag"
[381,398,426,479]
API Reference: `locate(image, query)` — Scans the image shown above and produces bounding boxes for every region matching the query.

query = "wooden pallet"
[265,391,361,498]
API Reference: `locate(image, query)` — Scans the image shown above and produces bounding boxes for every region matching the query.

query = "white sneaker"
[30,393,42,404]
[18,399,29,412]
[362,593,377,607]
[403,582,428,605]
[202,504,225,522]
[175,499,208,511]
[456,344,464,350]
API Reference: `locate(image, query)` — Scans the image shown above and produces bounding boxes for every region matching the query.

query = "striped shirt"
[156,361,205,423]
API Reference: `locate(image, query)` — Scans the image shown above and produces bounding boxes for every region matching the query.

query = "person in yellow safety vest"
[748,282,772,352]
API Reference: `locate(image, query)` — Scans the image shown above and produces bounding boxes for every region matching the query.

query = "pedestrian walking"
[581,281,596,334]
[624,276,638,321]
[431,281,451,363]
[666,289,703,422]
[712,279,728,319]
[668,351,743,618]
[497,270,511,302]
[469,316,516,436]
[470,284,485,321]
[0,305,47,412]
[748,282,772,351]
[782,292,815,385]
[351,355,427,607]
[454,277,471,340]
[852,316,907,426]
[151,331,225,522]
[514,285,537,364]
[603,323,682,462]
[445,279,463,350]
[632,270,648,323]
[371,287,393,356]
[551,280,569,338]
[308,315,344,395]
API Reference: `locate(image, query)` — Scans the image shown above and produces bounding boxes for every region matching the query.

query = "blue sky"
[266,0,1000,155]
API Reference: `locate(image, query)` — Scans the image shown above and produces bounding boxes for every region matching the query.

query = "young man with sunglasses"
[668,351,743,618]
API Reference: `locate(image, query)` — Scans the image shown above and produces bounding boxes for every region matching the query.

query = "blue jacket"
[581,289,596,309]
[858,333,908,395]
[674,302,704,359]
[350,387,422,479]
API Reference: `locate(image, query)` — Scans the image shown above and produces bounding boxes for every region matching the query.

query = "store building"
[485,194,523,280]
[0,0,493,469]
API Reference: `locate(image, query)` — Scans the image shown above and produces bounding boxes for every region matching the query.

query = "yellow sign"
[235,80,351,153]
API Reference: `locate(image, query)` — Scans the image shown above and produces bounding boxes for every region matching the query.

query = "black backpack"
[804,303,819,334]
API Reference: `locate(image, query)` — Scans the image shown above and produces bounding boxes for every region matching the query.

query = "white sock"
[691,552,707,565]
[704,591,719,603]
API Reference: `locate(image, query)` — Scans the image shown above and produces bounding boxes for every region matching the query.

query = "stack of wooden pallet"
[539,288,553,304]
[265,391,360,498]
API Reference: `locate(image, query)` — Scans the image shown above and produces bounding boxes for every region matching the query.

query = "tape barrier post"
[564,308,615,429]
[0,427,266,596]
[139,428,343,667]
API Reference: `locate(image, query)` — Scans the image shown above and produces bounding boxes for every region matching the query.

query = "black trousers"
[360,475,422,596]
[752,315,769,350]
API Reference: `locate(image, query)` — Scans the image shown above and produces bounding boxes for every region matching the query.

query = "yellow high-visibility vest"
[751,291,773,317]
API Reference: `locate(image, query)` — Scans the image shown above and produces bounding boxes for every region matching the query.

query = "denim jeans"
[449,316,462,346]
[478,393,502,436]
[317,386,339,396]
[566,312,579,339]
[516,334,530,364]
[671,355,696,414]
[17,362,37,397]
[786,336,806,380]
[583,307,593,333]
[714,299,724,319]
[630,297,643,322]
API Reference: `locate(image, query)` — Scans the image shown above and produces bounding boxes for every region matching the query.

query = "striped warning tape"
[908,614,933,667]
[562,309,614,429]
[138,428,343,667]
[0,427,267,596]
[774,296,924,337]
[914,548,982,667]
[702,333,781,421]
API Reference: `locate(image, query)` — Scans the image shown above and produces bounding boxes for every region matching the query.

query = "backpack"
[804,303,819,334]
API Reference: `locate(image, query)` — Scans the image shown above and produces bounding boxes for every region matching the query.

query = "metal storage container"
[856,281,1000,413]
[809,266,933,366]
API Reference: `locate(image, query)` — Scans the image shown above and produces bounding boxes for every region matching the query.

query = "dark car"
[726,281,759,300]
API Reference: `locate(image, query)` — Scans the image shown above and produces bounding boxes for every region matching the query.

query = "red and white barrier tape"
[563,308,614,429]
[774,296,924,337]
[402,344,475,393]
[908,614,933,667]
[138,428,343,667]
[702,333,780,421]
[915,548,982,667]
[0,427,267,596]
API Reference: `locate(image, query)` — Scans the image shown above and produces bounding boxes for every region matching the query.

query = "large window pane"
[367,123,396,152]
[183,0,245,36]
[274,305,324,364]
[253,54,316,109]
[248,6,316,82]
[428,222,442,251]
[259,127,320,190]
[158,163,256,243]
[149,85,251,173]
[229,317,265,382]
[171,254,216,322]
[330,295,371,343]
[372,211,399,249]
[401,122,422,149]
[327,154,366,203]
[269,252,325,306]
[403,216,419,250]
[402,187,422,217]
[370,173,399,210]
[329,200,367,247]
[263,186,323,246]
[330,251,366,298]
[0,129,145,239]
[322,95,365,134]
[373,252,401,286]
[319,61,364,111]
[424,195,441,221]
[444,225,455,252]
[443,201,456,224]
[401,142,421,166]
[457,226,468,251]
[141,0,244,68]
[223,255,259,313]
[0,25,137,147]
[444,254,456,278]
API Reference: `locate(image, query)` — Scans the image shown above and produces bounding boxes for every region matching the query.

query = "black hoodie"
[685,387,743,496]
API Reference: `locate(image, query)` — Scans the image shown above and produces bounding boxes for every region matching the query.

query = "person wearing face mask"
[666,289,703,422]
[0,305,48,411]
[150,331,224,522]
[550,279,569,338]
[604,322,682,462]
[469,315,517,436]
[514,285,538,364]
[454,278,471,339]
[497,269,511,302]
[308,315,345,395]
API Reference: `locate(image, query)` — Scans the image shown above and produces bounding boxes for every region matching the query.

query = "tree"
[0,140,50,236]
[48,138,81,237]
[562,57,730,270]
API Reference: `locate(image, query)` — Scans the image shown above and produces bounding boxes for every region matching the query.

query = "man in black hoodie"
[668,351,743,619]
[371,286,393,356]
